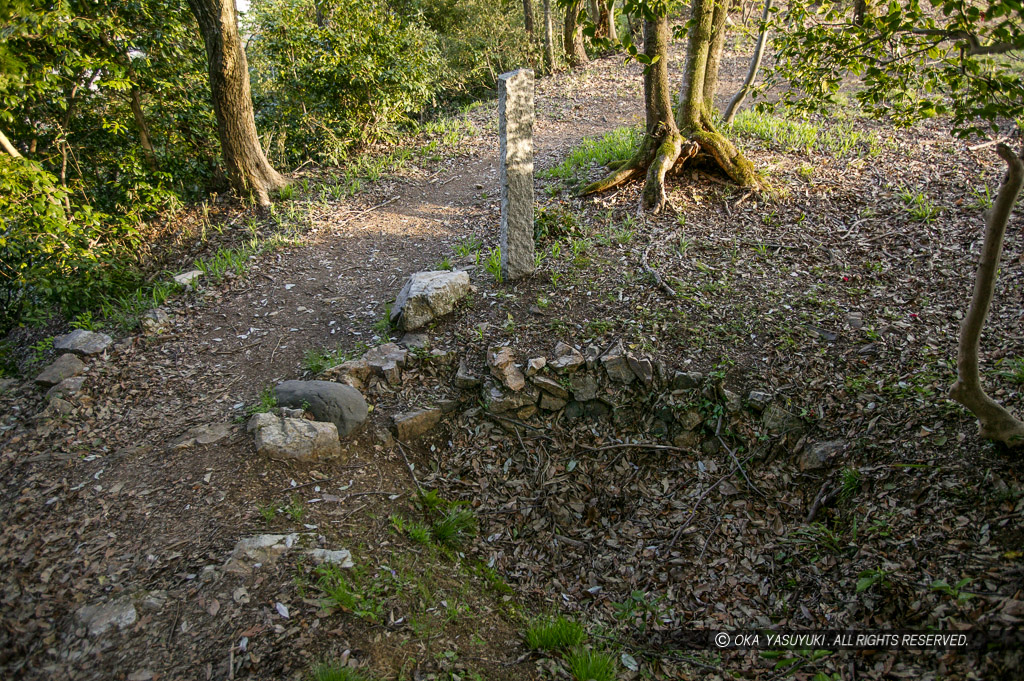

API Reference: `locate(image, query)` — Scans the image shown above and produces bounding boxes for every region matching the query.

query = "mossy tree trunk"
[187,0,287,206]
[563,0,589,67]
[677,0,760,187]
[582,12,692,212]
[524,0,535,35]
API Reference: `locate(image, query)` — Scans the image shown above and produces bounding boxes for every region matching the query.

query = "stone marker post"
[498,68,535,281]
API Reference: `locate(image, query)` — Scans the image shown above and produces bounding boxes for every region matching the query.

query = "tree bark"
[724,0,772,125]
[949,143,1024,448]
[129,85,158,170]
[563,0,588,67]
[543,0,556,72]
[187,0,286,206]
[582,13,692,212]
[703,0,732,109]
[524,0,535,35]
[677,0,760,187]
[600,0,617,42]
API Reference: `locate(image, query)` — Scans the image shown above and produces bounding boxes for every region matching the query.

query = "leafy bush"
[247,0,444,165]
[0,157,142,332]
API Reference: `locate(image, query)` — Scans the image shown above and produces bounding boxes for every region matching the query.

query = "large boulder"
[274,380,368,436]
[248,413,341,461]
[53,329,112,356]
[390,270,471,331]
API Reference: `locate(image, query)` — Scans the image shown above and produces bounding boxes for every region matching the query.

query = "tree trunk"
[703,0,732,109]
[600,0,617,42]
[854,0,873,25]
[524,0,534,35]
[723,0,772,125]
[949,143,1024,448]
[544,0,556,72]
[588,0,600,34]
[677,0,760,187]
[563,0,588,67]
[187,0,286,206]
[0,130,22,158]
[129,85,158,170]
[582,13,692,212]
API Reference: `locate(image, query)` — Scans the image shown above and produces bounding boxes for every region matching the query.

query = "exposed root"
[641,132,684,213]
[581,162,645,195]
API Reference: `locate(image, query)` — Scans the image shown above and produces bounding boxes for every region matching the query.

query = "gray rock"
[168,422,234,451]
[44,397,74,417]
[173,269,203,287]
[722,389,742,413]
[393,409,443,440]
[53,329,112,356]
[36,353,85,387]
[274,380,368,436]
[600,342,634,384]
[539,393,567,411]
[569,373,599,402]
[248,413,341,461]
[583,400,611,419]
[141,308,171,334]
[628,356,655,386]
[77,597,137,636]
[305,548,354,567]
[487,346,525,391]
[747,390,772,412]
[483,382,539,414]
[584,345,601,371]
[526,357,546,376]
[363,343,408,385]
[455,360,481,389]
[672,431,701,449]
[224,533,300,574]
[398,333,429,349]
[762,404,804,435]
[532,375,569,399]
[672,371,704,390]
[677,410,703,431]
[549,342,585,373]
[498,68,535,281]
[139,591,168,613]
[564,401,585,419]
[799,440,847,471]
[390,270,471,331]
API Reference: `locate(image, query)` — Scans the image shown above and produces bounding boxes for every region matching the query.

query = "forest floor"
[2,33,1024,681]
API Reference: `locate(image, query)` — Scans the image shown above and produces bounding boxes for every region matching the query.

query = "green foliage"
[284,494,306,522]
[534,206,583,243]
[246,0,444,166]
[540,127,643,185]
[484,246,503,283]
[247,386,278,417]
[767,0,1024,136]
[431,506,477,549]
[525,615,586,651]
[315,563,385,621]
[729,109,885,157]
[565,647,617,681]
[897,186,942,222]
[310,663,374,681]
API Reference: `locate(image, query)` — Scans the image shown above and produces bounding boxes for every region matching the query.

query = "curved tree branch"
[949,142,1024,448]
[724,0,773,126]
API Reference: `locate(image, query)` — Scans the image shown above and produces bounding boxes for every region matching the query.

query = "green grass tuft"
[310,661,373,681]
[525,615,585,651]
[540,126,642,184]
[431,506,477,548]
[565,647,617,681]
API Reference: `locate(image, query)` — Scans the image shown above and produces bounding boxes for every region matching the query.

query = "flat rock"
[549,342,584,373]
[305,548,354,567]
[677,410,703,431]
[747,390,772,412]
[224,533,300,574]
[488,346,525,391]
[275,380,368,436]
[390,270,471,331]
[483,382,539,414]
[539,393,567,411]
[53,329,112,356]
[46,376,87,399]
[168,422,234,450]
[363,343,407,385]
[399,333,429,349]
[722,389,742,413]
[36,353,85,387]
[173,269,203,287]
[532,375,569,399]
[393,408,443,440]
[77,596,137,636]
[248,413,341,461]
[799,440,847,471]
[323,358,372,389]
[762,404,804,435]
[601,345,635,384]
